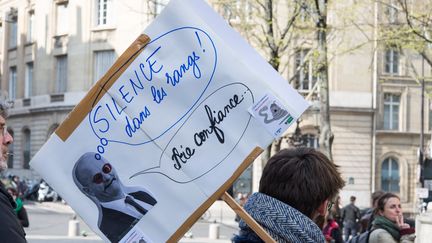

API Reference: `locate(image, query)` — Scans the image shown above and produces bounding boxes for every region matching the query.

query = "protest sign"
[30,0,309,242]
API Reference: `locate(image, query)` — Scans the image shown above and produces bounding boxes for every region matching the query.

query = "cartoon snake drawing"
[258,102,288,124]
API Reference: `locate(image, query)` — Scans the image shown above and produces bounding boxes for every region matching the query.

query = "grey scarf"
[233,192,325,243]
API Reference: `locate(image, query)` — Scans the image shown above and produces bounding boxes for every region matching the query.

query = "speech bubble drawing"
[88,27,217,147]
[130,82,254,183]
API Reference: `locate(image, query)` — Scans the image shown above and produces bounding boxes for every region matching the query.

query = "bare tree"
[396,0,432,65]
[312,0,333,160]
[214,0,307,163]
[214,0,348,162]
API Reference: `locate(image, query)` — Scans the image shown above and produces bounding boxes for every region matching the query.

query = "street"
[24,200,239,243]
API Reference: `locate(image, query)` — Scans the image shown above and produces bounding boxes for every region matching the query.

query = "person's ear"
[317,199,329,217]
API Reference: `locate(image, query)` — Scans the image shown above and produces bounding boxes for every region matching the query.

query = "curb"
[25,201,75,214]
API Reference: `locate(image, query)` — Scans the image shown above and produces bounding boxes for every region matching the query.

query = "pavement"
[25,200,239,243]
[26,200,75,214]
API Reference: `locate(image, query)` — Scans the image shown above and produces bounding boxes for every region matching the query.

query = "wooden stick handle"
[222,192,276,243]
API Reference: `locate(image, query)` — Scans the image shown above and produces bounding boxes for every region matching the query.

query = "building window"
[222,0,252,22]
[94,50,115,83]
[381,157,400,192]
[25,62,33,98]
[155,0,169,15]
[96,0,113,26]
[383,93,400,130]
[56,2,68,35]
[294,49,317,91]
[302,133,319,148]
[27,10,35,43]
[7,129,14,168]
[23,129,31,169]
[8,10,18,49]
[9,67,17,100]
[385,0,398,24]
[55,55,67,93]
[429,100,432,130]
[384,48,399,74]
[0,21,3,53]
[233,165,252,196]
[299,3,311,22]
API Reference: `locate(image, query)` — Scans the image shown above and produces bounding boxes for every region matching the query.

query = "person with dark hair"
[331,196,343,232]
[232,147,345,243]
[7,187,29,227]
[323,213,343,243]
[369,192,415,243]
[72,152,157,243]
[360,190,385,232]
[342,195,361,241]
[11,176,27,199]
[0,97,26,242]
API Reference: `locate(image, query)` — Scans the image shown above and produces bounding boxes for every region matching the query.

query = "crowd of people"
[320,191,416,243]
[231,146,417,243]
[0,94,419,242]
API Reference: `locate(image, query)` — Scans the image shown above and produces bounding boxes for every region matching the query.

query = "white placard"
[418,188,429,199]
[30,0,309,242]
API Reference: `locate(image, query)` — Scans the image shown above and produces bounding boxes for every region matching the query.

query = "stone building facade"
[0,0,430,215]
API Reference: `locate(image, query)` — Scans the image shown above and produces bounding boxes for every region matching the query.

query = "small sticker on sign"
[120,227,150,243]
[248,93,296,138]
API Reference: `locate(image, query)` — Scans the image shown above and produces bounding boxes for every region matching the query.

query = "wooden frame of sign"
[56,34,152,140]
[56,34,276,243]
[167,146,276,243]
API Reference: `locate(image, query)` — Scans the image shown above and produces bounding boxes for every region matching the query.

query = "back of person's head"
[374,192,399,214]
[350,196,356,202]
[259,147,345,218]
[371,190,385,207]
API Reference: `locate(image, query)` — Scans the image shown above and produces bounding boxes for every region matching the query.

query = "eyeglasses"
[327,201,335,212]
[92,163,112,184]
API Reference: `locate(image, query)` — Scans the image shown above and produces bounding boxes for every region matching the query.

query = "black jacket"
[99,191,157,242]
[0,181,27,242]
[99,206,138,243]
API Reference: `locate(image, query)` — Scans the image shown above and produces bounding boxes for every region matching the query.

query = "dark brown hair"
[371,190,385,207]
[259,147,345,218]
[374,192,399,215]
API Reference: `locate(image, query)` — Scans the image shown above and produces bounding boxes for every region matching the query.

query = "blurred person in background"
[331,196,343,232]
[341,195,361,241]
[369,192,415,243]
[323,213,343,243]
[360,190,385,232]
[7,187,29,227]
[11,176,28,199]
